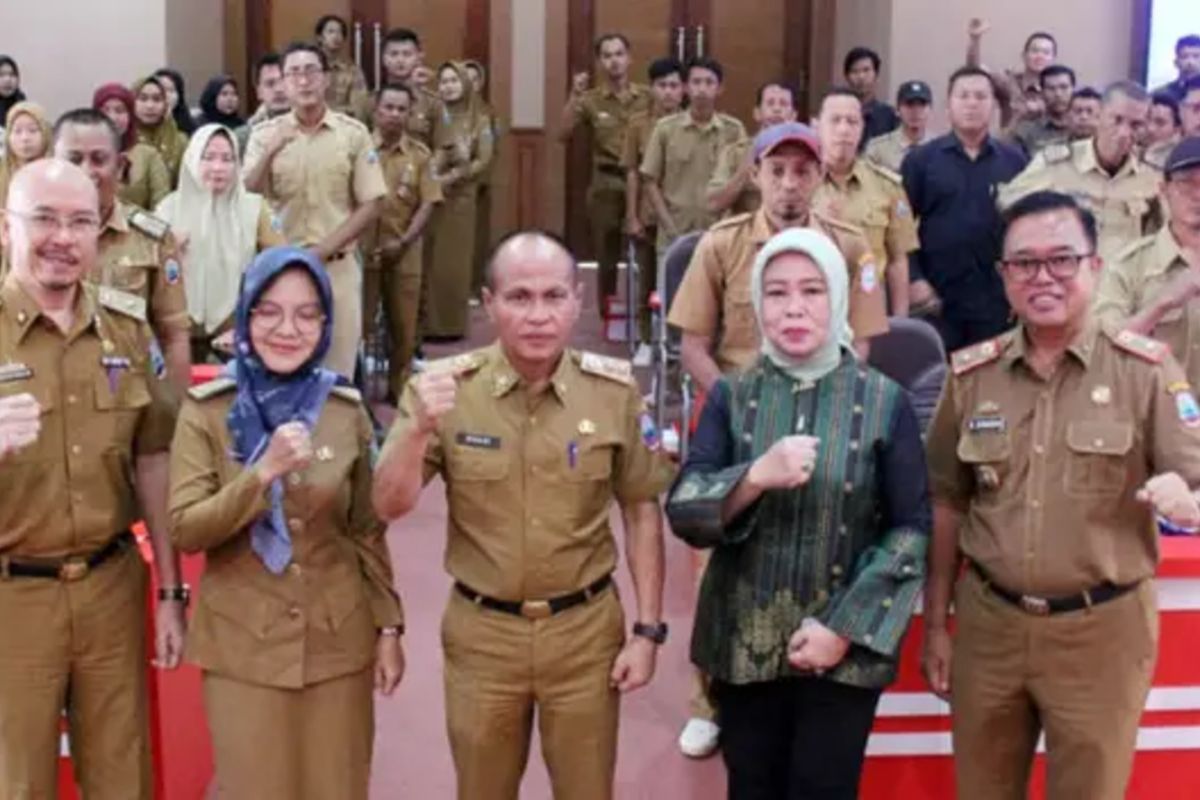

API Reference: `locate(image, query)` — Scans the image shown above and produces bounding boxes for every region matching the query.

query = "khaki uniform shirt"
[363,132,443,253]
[97,201,190,344]
[119,143,171,211]
[864,128,931,173]
[388,345,674,601]
[405,87,443,148]
[326,56,371,121]
[0,279,177,558]
[666,209,890,372]
[169,379,403,689]
[621,109,667,227]
[707,137,759,217]
[243,109,388,249]
[1143,138,1180,171]
[998,138,1164,262]
[571,83,652,190]
[814,159,919,280]
[1006,115,1071,158]
[1095,228,1200,386]
[641,111,747,236]
[926,323,1200,596]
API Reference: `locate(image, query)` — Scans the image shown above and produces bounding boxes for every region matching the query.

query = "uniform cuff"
[666,463,755,548]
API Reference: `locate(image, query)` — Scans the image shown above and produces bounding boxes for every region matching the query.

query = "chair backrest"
[867,316,946,389]
[662,231,705,315]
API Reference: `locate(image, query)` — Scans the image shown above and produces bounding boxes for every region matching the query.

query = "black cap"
[897,80,932,104]
[1165,136,1200,177]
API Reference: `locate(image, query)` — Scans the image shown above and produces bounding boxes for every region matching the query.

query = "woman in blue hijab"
[168,246,403,799]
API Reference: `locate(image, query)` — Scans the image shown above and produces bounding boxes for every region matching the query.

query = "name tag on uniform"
[0,362,32,383]
[456,432,501,449]
[968,416,1006,433]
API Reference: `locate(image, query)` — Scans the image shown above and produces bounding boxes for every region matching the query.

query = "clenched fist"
[1138,472,1200,530]
[746,435,820,491]
[0,393,41,461]
[412,370,458,434]
[255,421,314,485]
[571,71,590,95]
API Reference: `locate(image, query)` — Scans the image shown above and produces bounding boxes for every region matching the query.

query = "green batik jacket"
[667,355,931,689]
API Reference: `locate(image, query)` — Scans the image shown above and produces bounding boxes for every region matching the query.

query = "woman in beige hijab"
[156,124,284,361]
[0,101,50,208]
[425,60,495,340]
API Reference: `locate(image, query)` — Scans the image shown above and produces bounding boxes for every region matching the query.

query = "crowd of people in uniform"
[2,8,1200,800]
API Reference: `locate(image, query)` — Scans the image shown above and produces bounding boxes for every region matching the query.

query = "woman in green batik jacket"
[666,227,931,800]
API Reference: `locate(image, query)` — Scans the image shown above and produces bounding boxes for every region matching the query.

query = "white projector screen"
[1146,0,1198,88]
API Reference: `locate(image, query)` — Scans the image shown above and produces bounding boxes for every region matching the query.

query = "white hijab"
[156,123,262,333]
[750,228,855,383]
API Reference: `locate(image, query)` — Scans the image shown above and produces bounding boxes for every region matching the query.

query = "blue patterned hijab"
[224,246,342,573]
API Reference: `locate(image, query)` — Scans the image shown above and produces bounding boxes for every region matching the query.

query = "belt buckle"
[520,600,553,620]
[59,559,89,582]
[1019,594,1050,616]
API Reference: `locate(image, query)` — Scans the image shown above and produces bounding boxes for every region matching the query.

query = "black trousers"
[714,677,882,800]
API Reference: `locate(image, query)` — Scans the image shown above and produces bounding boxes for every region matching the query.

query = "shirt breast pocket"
[1064,420,1133,497]
[110,261,154,297]
[956,429,1011,500]
[321,152,354,201]
[447,446,510,512]
[721,287,758,352]
[666,137,695,170]
[94,369,151,455]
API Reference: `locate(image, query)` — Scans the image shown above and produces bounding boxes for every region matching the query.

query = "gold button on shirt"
[388,345,675,601]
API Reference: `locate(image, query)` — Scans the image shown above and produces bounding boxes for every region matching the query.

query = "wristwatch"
[157,585,192,607]
[632,621,669,645]
[378,626,403,637]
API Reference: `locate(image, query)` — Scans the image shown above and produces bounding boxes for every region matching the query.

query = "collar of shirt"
[103,202,132,236]
[1144,226,1191,279]
[750,209,776,245]
[0,274,98,345]
[683,112,721,132]
[822,160,868,192]
[600,83,639,103]
[373,130,408,154]
[1001,319,1101,373]
[289,108,334,132]
[941,132,997,159]
[486,343,574,404]
[1077,138,1141,179]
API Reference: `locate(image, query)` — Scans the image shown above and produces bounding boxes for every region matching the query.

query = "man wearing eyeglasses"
[243,41,386,379]
[1096,137,1200,389]
[923,189,1200,800]
[0,159,183,799]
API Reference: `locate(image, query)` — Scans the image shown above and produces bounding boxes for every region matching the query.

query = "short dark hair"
[756,81,798,108]
[1072,86,1102,103]
[1184,75,1200,99]
[53,108,122,154]
[819,86,862,114]
[485,230,578,290]
[314,14,348,39]
[383,27,422,50]
[282,42,329,72]
[1152,92,1182,127]
[375,82,414,105]
[647,57,683,84]
[1176,35,1200,55]
[947,65,995,96]
[255,53,283,84]
[1024,32,1057,54]
[594,33,630,56]
[1001,190,1098,253]
[686,57,724,83]
[1039,64,1076,89]
[1103,80,1149,105]
[843,47,881,77]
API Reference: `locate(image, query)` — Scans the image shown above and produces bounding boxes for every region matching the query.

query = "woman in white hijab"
[157,123,284,361]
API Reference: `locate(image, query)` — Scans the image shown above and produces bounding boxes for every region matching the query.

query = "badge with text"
[456,432,501,449]
[101,355,131,395]
[1091,385,1112,406]
[0,362,33,384]
[967,416,1006,434]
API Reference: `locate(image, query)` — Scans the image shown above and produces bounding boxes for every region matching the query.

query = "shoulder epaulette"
[1109,328,1167,364]
[1042,142,1071,164]
[710,212,754,232]
[862,159,902,185]
[950,336,1007,376]
[578,351,633,384]
[407,138,432,157]
[128,208,169,241]
[187,377,236,400]
[330,111,370,134]
[425,350,488,376]
[330,384,363,403]
[98,286,147,323]
[1112,234,1156,264]
[813,210,866,237]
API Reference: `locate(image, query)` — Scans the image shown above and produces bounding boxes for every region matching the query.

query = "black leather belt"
[596,163,626,178]
[970,561,1136,616]
[455,574,612,620]
[1,532,133,582]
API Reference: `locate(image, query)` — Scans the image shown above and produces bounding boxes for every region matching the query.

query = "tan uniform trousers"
[325,251,364,379]
[442,584,625,800]
[203,668,375,800]
[427,191,478,339]
[587,181,626,320]
[951,567,1157,800]
[0,546,150,800]
[363,243,424,397]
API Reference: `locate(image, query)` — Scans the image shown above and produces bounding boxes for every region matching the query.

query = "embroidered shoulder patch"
[579,351,633,384]
[1110,329,1166,364]
[951,337,1005,376]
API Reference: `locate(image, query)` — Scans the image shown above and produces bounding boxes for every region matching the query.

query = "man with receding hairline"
[0,159,184,799]
[374,231,672,799]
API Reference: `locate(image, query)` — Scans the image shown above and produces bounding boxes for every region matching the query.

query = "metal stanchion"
[354,22,364,73]
[373,23,383,88]
[625,239,639,359]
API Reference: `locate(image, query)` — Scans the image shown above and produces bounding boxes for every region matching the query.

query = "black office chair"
[653,231,705,459]
[866,316,947,435]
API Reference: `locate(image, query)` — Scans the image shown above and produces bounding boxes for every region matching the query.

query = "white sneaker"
[632,343,653,367]
[678,717,720,759]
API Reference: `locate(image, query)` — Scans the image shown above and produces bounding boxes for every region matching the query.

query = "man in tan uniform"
[374,232,673,800]
[966,17,1057,128]
[623,57,685,347]
[235,53,291,158]
[315,14,371,122]
[560,33,652,317]
[1000,81,1163,263]
[814,88,919,317]
[0,159,185,799]
[244,42,386,378]
[706,82,797,219]
[363,83,443,401]
[865,80,934,172]
[380,28,443,148]
[1142,92,1182,170]
[1007,65,1075,158]
[641,57,746,260]
[1096,138,1200,385]
[923,190,1200,800]
[53,110,191,396]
